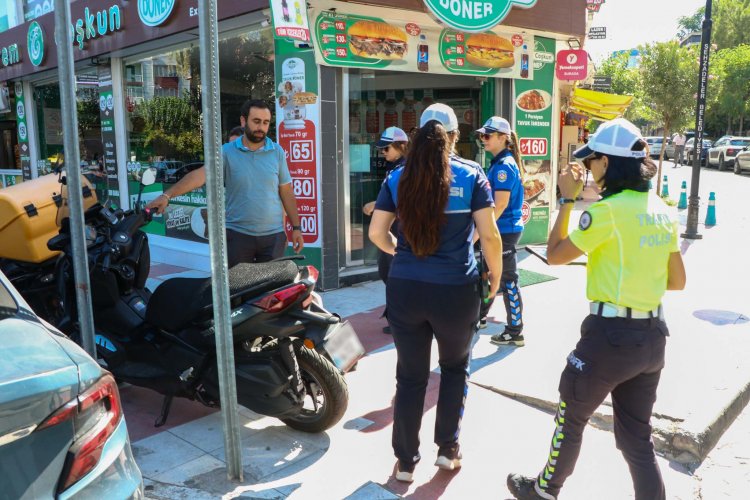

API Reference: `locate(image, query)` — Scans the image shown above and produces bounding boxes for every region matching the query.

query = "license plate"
[322,321,364,372]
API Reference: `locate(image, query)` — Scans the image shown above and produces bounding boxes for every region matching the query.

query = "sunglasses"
[381,145,392,152]
[479,132,507,141]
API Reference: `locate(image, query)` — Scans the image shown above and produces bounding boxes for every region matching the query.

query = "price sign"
[290,139,314,163]
[336,34,347,44]
[336,47,348,58]
[520,138,548,157]
[293,177,316,199]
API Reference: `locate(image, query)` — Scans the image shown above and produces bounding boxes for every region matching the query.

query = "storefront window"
[0,1,21,32]
[346,69,483,266]
[124,25,275,242]
[33,69,105,194]
[22,0,53,23]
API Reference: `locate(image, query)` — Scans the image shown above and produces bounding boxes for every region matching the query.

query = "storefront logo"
[1,44,20,67]
[138,0,176,27]
[16,101,25,119]
[73,6,122,50]
[423,0,537,32]
[18,122,27,141]
[533,39,554,70]
[27,21,45,67]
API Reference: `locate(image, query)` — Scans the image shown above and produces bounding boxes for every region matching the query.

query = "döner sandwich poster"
[310,0,534,79]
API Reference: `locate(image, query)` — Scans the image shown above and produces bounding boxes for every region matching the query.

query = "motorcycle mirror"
[141,167,157,186]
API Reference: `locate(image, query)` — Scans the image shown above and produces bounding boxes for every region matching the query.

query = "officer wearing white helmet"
[507,118,686,500]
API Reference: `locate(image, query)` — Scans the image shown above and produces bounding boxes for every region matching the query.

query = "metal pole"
[683,0,713,240]
[53,0,97,357]
[197,0,244,481]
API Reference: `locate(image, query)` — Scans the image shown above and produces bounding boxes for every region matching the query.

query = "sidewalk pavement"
[129,161,749,498]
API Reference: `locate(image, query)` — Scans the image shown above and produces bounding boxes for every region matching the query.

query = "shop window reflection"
[123,26,275,242]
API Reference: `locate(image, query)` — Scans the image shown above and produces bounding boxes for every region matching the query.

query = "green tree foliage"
[677,6,705,39]
[711,0,750,51]
[711,44,750,134]
[133,95,203,161]
[638,41,699,191]
[595,52,650,126]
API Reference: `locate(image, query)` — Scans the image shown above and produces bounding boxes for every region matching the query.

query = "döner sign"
[423,0,537,33]
[138,0,177,27]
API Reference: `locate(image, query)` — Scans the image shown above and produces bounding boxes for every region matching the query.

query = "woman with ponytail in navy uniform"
[369,104,503,482]
[507,118,686,500]
[477,117,527,346]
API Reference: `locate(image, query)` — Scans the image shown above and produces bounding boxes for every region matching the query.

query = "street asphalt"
[134,159,750,499]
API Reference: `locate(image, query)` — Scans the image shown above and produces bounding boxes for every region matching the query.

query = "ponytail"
[507,130,526,182]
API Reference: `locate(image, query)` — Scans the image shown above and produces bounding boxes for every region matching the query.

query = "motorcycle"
[0,167,364,432]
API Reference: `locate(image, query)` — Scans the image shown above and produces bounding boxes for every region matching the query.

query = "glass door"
[342,69,484,268]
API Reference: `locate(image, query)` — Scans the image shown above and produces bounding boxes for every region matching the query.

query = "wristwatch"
[292,225,302,231]
[559,198,576,205]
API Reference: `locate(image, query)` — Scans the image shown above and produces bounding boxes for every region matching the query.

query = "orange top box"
[0,173,98,264]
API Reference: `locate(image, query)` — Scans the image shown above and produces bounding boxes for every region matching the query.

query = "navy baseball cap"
[375,126,409,148]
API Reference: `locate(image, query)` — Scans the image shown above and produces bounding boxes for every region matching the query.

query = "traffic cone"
[677,181,688,209]
[705,192,716,226]
[661,175,669,198]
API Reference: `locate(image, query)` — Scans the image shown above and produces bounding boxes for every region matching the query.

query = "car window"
[686,139,694,146]
[0,278,19,315]
[646,138,655,144]
[730,139,750,146]
[714,139,727,146]
[653,138,663,144]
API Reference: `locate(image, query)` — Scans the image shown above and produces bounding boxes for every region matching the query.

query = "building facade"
[0,0,585,289]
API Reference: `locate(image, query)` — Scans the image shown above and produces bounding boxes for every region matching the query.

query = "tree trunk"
[656,124,669,196]
[741,115,745,136]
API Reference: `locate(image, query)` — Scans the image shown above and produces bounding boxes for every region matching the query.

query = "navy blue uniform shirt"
[375,156,494,285]
[487,149,524,234]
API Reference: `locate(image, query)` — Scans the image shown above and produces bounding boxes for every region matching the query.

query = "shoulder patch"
[579,211,593,230]
[497,170,508,183]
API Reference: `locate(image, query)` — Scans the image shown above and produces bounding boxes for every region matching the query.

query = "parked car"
[644,136,664,158]
[706,136,750,170]
[731,145,750,175]
[684,138,712,166]
[0,270,143,499]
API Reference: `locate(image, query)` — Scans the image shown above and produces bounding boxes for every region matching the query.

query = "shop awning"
[569,88,633,121]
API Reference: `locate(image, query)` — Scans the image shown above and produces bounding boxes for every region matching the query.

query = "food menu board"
[439,30,533,79]
[311,0,533,80]
[515,36,556,246]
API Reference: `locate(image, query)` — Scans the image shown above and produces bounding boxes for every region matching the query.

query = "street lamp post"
[683,0,713,239]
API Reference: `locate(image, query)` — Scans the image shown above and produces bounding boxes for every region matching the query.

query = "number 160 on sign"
[519,138,548,157]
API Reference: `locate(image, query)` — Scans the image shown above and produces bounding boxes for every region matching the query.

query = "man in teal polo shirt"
[147,99,304,266]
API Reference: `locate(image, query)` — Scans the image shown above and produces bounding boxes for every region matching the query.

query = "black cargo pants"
[535,314,668,500]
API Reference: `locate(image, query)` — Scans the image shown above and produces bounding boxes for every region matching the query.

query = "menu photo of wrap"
[465,33,515,68]
[348,20,408,60]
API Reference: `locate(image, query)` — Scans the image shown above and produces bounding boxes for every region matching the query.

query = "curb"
[471,378,750,467]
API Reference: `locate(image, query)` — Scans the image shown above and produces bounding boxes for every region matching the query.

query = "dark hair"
[228,126,244,140]
[388,141,409,158]
[599,139,657,197]
[240,99,271,120]
[398,120,451,257]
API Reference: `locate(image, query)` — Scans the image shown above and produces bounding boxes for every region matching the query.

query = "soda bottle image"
[417,35,429,72]
[281,0,290,22]
[520,44,529,78]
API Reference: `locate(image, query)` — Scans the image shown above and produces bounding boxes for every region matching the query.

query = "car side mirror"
[141,167,157,186]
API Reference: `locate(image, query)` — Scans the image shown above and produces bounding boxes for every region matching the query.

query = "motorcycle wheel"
[281,343,349,433]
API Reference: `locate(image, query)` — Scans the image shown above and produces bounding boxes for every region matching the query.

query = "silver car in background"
[0,270,143,499]
[644,136,664,158]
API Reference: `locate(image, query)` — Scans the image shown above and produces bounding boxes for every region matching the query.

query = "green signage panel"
[515,36,555,245]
